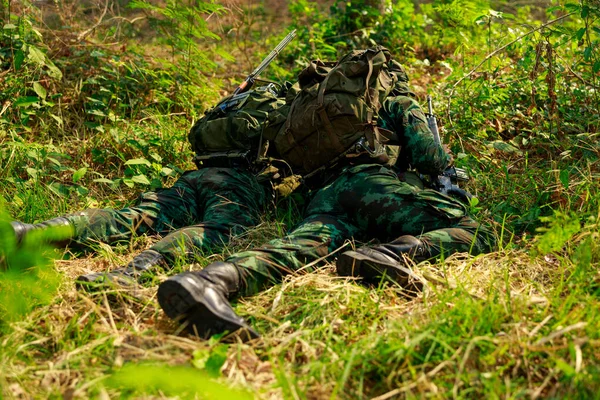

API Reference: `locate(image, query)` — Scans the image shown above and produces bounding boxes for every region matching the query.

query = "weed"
[2,0,600,398]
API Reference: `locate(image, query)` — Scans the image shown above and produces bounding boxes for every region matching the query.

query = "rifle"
[233,29,297,96]
[217,29,296,113]
[425,96,471,201]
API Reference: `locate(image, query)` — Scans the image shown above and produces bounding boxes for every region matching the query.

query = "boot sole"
[337,251,425,296]
[157,275,259,341]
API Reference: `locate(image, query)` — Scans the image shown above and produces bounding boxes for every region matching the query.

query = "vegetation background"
[1,0,599,398]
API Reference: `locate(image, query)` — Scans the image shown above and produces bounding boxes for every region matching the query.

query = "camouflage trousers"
[226,164,497,296]
[64,167,270,263]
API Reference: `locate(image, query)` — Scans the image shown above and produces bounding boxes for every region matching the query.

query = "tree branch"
[446,12,576,126]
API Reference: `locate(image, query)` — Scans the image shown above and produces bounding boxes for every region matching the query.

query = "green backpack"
[274,46,399,175]
[188,84,291,168]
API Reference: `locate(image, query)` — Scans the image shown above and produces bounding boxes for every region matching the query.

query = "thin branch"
[446,12,575,126]
[77,0,110,41]
[556,53,600,89]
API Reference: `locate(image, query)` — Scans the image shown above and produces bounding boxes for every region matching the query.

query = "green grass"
[2,0,600,398]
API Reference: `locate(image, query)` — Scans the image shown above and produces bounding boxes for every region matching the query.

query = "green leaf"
[125,158,152,166]
[108,364,252,400]
[13,50,24,70]
[46,63,63,80]
[26,168,38,179]
[204,345,229,377]
[574,237,593,270]
[555,358,576,377]
[581,5,590,18]
[3,23,17,30]
[131,174,150,185]
[90,50,106,58]
[14,96,40,108]
[33,82,47,99]
[27,45,46,66]
[192,344,229,378]
[488,140,523,155]
[559,170,569,189]
[73,167,87,183]
[50,114,63,126]
[593,60,600,74]
[536,211,581,254]
[93,178,114,184]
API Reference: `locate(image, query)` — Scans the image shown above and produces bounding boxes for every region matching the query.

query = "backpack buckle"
[356,137,382,156]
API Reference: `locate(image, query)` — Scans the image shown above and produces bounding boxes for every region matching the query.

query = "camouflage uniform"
[64,167,270,263]
[205,95,495,295]
[156,93,497,340]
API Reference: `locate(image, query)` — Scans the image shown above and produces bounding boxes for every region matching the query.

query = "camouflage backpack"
[188,84,291,168]
[274,46,399,175]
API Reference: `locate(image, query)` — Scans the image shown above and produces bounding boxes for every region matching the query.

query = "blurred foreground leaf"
[0,200,68,332]
[108,364,253,399]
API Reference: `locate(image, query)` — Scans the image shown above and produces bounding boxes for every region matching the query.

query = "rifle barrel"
[232,29,296,96]
[250,29,297,78]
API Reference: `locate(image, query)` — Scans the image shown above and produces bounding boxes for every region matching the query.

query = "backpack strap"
[315,68,345,153]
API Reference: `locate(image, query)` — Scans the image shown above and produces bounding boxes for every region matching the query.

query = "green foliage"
[535,211,581,254]
[0,200,65,333]
[192,341,230,377]
[2,0,600,398]
[107,364,252,399]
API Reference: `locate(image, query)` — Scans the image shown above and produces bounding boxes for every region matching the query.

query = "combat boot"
[11,217,74,244]
[76,249,168,291]
[157,261,259,341]
[336,235,428,296]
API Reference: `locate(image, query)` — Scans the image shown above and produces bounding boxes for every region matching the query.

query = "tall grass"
[1,0,599,398]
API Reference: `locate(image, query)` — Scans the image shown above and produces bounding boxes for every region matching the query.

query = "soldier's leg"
[157,213,358,339]
[228,214,358,296]
[333,165,497,284]
[69,170,203,246]
[148,167,270,263]
[12,170,203,247]
[78,168,269,290]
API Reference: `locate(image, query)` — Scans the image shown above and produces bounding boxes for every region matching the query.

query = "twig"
[530,369,556,399]
[371,345,463,400]
[556,53,600,89]
[446,12,575,126]
[528,314,553,338]
[102,292,119,334]
[77,0,110,41]
[294,242,351,273]
[104,16,147,25]
[453,336,497,399]
[534,321,587,346]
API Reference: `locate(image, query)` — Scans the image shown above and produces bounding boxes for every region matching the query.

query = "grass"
[2,1,600,398]
[3,240,600,398]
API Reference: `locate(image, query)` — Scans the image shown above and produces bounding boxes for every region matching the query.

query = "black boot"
[336,235,428,296]
[11,217,74,244]
[157,261,259,341]
[76,249,168,291]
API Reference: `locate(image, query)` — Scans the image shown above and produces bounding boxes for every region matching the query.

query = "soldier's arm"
[379,95,451,175]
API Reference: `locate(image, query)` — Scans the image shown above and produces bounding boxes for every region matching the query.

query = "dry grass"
[5,237,596,399]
